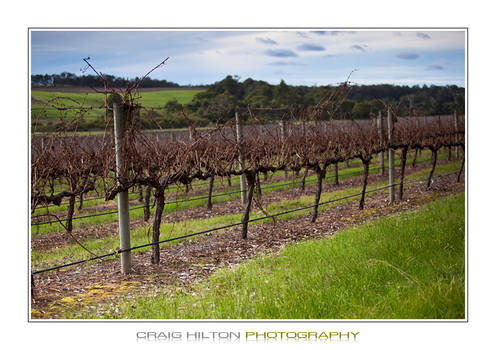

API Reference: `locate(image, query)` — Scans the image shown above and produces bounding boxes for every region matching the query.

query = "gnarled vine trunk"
[457,146,465,183]
[138,185,143,202]
[426,148,438,189]
[206,175,215,210]
[300,167,309,192]
[151,188,165,264]
[334,162,339,185]
[78,193,84,210]
[255,172,262,199]
[66,194,76,232]
[411,148,418,168]
[398,147,408,200]
[358,159,370,210]
[311,167,327,222]
[241,172,256,239]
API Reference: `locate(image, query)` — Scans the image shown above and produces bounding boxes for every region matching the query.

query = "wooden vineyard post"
[457,146,465,183]
[387,107,395,204]
[300,121,308,190]
[330,120,339,185]
[189,126,193,141]
[377,111,385,176]
[454,110,459,159]
[236,111,247,205]
[280,119,288,179]
[113,97,131,275]
[184,126,195,194]
[412,115,420,168]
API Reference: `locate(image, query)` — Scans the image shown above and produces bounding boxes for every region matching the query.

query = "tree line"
[153,76,465,129]
[31,72,181,89]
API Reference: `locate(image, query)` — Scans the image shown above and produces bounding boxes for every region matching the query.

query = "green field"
[32,89,202,108]
[31,89,204,131]
[130,89,203,106]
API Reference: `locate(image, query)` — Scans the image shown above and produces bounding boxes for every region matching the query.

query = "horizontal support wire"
[31,171,458,276]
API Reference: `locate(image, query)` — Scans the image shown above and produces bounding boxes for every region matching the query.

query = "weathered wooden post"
[236,111,247,204]
[454,110,459,159]
[387,107,395,204]
[300,120,308,190]
[280,119,288,179]
[377,111,385,176]
[412,114,420,167]
[184,126,195,193]
[408,94,414,119]
[112,96,131,275]
[329,120,339,185]
[457,146,465,183]
[189,125,194,141]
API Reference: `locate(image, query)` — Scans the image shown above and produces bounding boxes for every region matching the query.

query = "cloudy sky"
[30,29,466,87]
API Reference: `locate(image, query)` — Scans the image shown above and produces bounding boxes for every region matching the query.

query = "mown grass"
[31,89,203,121]
[69,192,465,319]
[131,89,204,106]
[31,160,462,271]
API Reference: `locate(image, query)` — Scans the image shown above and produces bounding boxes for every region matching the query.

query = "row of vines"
[31,80,465,267]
